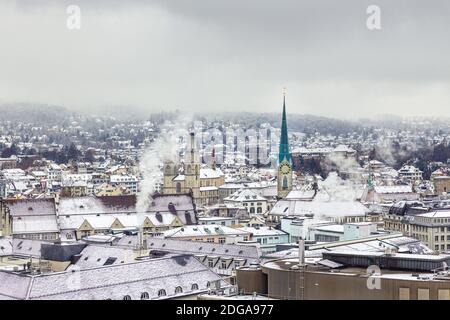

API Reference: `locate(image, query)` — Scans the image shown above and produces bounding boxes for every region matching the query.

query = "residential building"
[410,210,450,252]
[236,226,289,253]
[224,189,269,214]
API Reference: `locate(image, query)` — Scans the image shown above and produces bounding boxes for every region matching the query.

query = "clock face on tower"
[280,162,291,174]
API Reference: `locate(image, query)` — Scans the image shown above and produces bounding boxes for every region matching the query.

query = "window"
[250,207,255,214]
[123,295,131,300]
[140,292,149,300]
[208,260,214,268]
[399,288,410,300]
[257,207,262,213]
[104,257,117,266]
[438,289,450,300]
[176,182,181,193]
[158,289,166,297]
[221,261,227,269]
[175,286,183,294]
[191,283,199,291]
[418,288,430,300]
[282,176,288,189]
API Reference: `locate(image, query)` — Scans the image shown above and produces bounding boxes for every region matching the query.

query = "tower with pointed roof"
[277,88,293,198]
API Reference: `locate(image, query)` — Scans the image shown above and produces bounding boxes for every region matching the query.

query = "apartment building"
[410,210,450,252]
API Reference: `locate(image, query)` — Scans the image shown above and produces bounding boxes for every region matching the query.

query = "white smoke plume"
[315,172,361,203]
[326,152,361,173]
[136,114,192,228]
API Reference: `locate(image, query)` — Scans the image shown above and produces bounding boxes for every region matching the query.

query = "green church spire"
[279,89,291,164]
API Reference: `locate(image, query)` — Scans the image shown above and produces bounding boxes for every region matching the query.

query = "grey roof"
[270,199,369,217]
[0,237,12,257]
[41,242,87,262]
[12,215,59,234]
[116,236,261,262]
[5,198,56,217]
[0,254,229,300]
[12,238,51,258]
[69,245,136,269]
[58,194,197,226]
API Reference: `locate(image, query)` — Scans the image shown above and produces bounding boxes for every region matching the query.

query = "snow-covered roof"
[333,145,355,153]
[0,254,229,300]
[415,210,450,219]
[5,198,56,217]
[12,215,59,234]
[12,238,50,258]
[69,245,136,270]
[270,199,369,218]
[0,237,12,257]
[224,189,266,202]
[237,226,288,237]
[374,185,414,194]
[117,236,260,261]
[200,168,224,179]
[199,186,218,192]
[163,225,251,238]
[310,224,345,234]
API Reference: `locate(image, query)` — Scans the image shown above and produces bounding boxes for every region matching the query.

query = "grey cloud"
[0,0,449,118]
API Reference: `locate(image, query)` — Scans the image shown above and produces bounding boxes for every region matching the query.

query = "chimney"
[298,238,305,267]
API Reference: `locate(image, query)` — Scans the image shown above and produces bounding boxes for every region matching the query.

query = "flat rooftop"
[262,258,450,283]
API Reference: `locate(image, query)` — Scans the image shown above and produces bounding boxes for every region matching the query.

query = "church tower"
[277,89,293,198]
[185,131,200,195]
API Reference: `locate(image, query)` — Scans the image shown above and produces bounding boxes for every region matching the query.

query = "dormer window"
[175,286,183,294]
[157,289,166,297]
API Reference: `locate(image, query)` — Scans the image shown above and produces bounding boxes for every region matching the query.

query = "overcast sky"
[1,0,449,119]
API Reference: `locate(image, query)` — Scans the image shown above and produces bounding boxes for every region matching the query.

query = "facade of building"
[398,165,423,182]
[432,175,450,195]
[236,251,450,300]
[1,198,59,241]
[223,189,269,214]
[109,174,138,194]
[410,210,450,252]
[236,226,289,253]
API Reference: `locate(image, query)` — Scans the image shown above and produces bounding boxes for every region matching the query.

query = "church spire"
[279,88,291,164]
